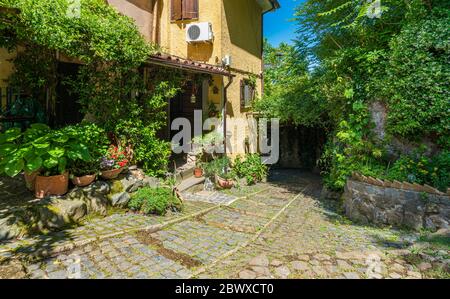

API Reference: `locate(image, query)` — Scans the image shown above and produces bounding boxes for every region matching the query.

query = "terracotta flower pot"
[100,167,123,180]
[193,167,203,178]
[71,174,96,187]
[216,176,234,189]
[24,171,39,191]
[34,172,69,199]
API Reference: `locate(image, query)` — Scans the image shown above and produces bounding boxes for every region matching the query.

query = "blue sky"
[264,0,304,46]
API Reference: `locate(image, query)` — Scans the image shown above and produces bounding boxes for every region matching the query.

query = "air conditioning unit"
[186,22,213,43]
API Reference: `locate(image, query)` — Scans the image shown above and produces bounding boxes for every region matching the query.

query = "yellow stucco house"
[108,0,279,159]
[0,1,280,163]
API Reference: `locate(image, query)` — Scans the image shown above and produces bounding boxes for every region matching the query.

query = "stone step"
[177,176,205,193]
[175,165,195,183]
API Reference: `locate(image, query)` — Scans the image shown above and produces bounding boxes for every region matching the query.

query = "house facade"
[0,1,280,160]
[107,0,279,158]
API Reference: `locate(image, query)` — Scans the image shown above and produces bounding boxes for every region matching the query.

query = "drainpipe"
[261,2,277,95]
[223,73,233,158]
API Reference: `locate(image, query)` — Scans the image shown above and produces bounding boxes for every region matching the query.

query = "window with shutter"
[182,0,198,20]
[171,0,198,21]
[171,0,182,21]
[240,80,255,108]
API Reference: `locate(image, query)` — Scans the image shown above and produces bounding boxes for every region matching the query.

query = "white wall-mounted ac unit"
[186,22,213,43]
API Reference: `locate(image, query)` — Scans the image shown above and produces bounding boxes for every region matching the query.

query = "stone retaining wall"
[344,176,450,231]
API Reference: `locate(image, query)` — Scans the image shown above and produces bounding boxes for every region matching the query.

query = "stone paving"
[0,200,216,261]
[18,186,288,279]
[199,171,449,279]
[181,190,238,205]
[0,170,449,279]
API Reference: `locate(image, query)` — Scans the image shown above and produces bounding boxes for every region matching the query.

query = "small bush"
[128,187,182,216]
[385,150,449,192]
[233,154,268,185]
[203,156,232,179]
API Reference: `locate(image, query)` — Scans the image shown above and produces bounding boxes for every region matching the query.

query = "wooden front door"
[170,81,202,139]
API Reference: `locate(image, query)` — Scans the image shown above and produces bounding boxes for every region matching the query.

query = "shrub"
[385,150,449,192]
[233,154,268,185]
[203,156,232,179]
[0,123,93,177]
[114,119,171,177]
[128,187,182,216]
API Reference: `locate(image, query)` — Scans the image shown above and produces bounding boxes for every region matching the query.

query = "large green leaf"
[0,128,21,144]
[48,147,65,158]
[68,143,91,161]
[33,141,50,149]
[53,135,69,143]
[0,143,17,156]
[4,158,24,177]
[58,157,67,173]
[43,157,58,169]
[25,156,43,173]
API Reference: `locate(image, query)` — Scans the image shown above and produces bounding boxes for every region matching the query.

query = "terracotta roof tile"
[147,53,232,76]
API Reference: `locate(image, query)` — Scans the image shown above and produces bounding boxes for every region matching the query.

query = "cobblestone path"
[200,170,449,279]
[0,200,216,261]
[1,170,448,279]
[21,184,298,279]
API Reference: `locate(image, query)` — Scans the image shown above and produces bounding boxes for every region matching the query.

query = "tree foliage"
[256,0,449,191]
[0,0,181,175]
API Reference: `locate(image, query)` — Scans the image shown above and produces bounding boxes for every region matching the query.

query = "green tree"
[257,0,449,191]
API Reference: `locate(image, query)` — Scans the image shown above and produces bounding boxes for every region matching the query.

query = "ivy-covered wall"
[0,0,181,176]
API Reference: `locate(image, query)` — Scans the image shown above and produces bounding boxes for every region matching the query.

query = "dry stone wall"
[344,173,450,231]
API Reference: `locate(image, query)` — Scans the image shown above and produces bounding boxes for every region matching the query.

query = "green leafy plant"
[64,123,109,177]
[0,124,93,177]
[203,156,233,180]
[233,154,268,185]
[385,149,449,192]
[192,132,224,166]
[128,187,182,216]
[0,0,181,177]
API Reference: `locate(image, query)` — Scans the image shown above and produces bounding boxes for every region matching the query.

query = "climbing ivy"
[0,0,182,175]
[257,0,449,191]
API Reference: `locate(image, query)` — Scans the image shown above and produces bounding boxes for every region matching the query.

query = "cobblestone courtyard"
[0,170,448,279]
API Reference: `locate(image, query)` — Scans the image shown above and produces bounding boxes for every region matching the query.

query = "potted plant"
[191,140,205,178]
[70,160,98,187]
[34,170,70,199]
[203,156,234,189]
[100,145,129,180]
[216,171,235,189]
[232,154,268,185]
[193,160,204,178]
[0,124,93,198]
[208,102,219,118]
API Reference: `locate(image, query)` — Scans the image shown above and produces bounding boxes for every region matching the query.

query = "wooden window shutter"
[240,80,245,108]
[182,0,199,19]
[171,0,182,21]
